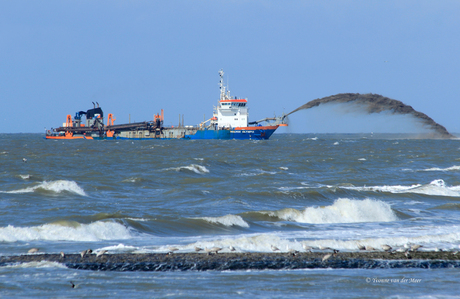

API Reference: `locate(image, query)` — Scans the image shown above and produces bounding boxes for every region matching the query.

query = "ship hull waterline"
[45,126,281,140]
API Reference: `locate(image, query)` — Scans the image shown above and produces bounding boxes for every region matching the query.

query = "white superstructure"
[211,70,249,129]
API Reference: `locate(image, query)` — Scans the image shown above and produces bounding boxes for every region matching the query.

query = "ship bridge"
[214,70,249,129]
[217,99,248,128]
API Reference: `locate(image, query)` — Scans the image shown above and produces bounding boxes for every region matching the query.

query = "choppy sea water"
[1,133,460,298]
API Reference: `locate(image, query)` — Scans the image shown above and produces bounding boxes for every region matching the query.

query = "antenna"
[219,69,225,101]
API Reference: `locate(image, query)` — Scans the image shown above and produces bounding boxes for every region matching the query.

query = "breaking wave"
[0,221,133,242]
[340,179,460,197]
[165,164,209,174]
[98,243,139,253]
[421,165,460,172]
[1,180,86,196]
[4,261,68,269]
[180,223,460,253]
[196,214,250,228]
[237,169,277,177]
[263,198,398,224]
[299,227,460,252]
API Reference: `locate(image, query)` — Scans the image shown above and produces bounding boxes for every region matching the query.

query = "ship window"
[234,118,238,120]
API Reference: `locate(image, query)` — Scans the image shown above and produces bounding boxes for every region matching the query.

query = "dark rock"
[1,251,460,272]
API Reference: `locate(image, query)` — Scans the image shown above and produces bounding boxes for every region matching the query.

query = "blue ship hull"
[185,127,277,140]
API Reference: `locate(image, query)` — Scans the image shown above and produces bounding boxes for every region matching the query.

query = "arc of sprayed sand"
[287,93,453,138]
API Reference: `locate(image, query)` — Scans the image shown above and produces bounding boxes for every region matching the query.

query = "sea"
[1,133,460,298]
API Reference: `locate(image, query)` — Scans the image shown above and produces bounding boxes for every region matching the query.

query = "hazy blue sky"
[1,1,459,134]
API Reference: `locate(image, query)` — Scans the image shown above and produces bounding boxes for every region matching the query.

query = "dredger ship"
[45,70,287,140]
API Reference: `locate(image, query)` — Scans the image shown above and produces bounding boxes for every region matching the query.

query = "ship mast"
[219,69,230,101]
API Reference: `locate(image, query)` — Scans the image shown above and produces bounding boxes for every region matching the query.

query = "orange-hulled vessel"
[45,70,287,140]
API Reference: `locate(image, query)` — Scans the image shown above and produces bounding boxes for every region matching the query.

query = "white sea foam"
[165,164,209,174]
[0,221,132,242]
[97,243,138,253]
[421,165,460,172]
[405,179,460,196]
[125,217,149,222]
[122,177,144,183]
[19,174,30,180]
[188,234,285,253]
[4,261,68,269]
[183,224,460,253]
[265,198,398,224]
[340,184,421,193]
[197,214,250,228]
[1,180,86,196]
[341,179,460,197]
[299,228,460,252]
[238,169,277,177]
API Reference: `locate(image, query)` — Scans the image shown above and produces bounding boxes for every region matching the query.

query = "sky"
[1,0,459,134]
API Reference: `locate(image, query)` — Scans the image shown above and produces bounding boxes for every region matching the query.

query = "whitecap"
[422,165,460,172]
[182,225,460,253]
[265,198,398,224]
[298,236,456,253]
[125,217,149,222]
[165,164,209,174]
[98,243,138,253]
[338,179,460,197]
[0,221,132,242]
[184,234,285,253]
[1,180,86,196]
[340,184,422,193]
[19,174,30,180]
[237,169,277,177]
[196,214,250,228]
[122,177,143,183]
[4,261,68,269]
[404,179,460,197]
